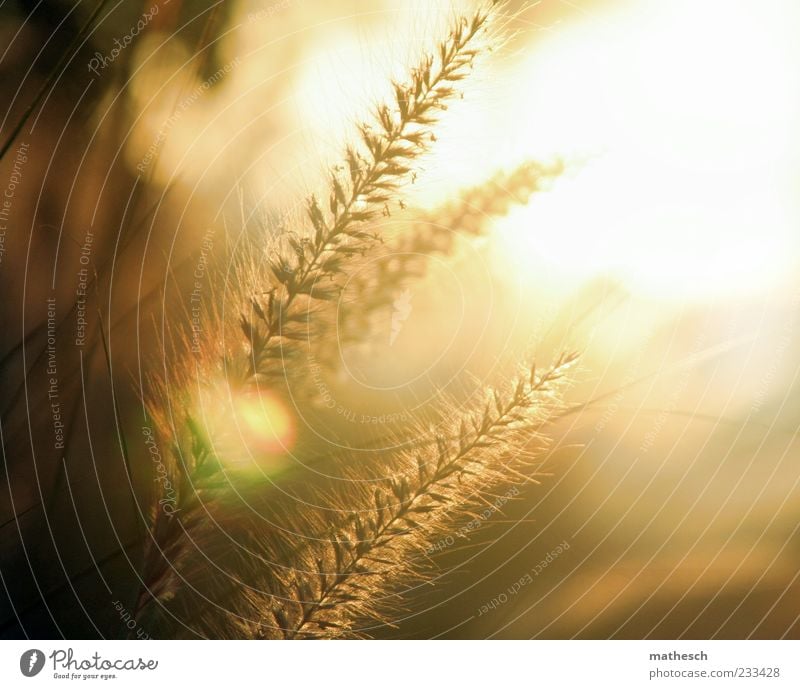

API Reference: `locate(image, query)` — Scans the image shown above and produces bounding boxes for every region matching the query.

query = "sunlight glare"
[199,381,296,471]
[234,389,296,456]
[488,0,799,300]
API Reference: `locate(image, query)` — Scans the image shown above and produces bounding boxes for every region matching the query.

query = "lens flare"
[233,389,296,457]
[197,381,296,472]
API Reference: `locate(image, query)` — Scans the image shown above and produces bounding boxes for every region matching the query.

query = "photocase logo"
[20,649,45,677]
[389,289,413,346]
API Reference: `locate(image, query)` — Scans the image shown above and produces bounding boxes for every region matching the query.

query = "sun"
[448,0,799,302]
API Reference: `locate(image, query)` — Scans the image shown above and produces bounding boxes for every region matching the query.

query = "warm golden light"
[6,0,798,645]
[233,389,296,457]
[493,0,798,301]
[435,0,799,301]
[122,0,800,305]
[197,380,296,471]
